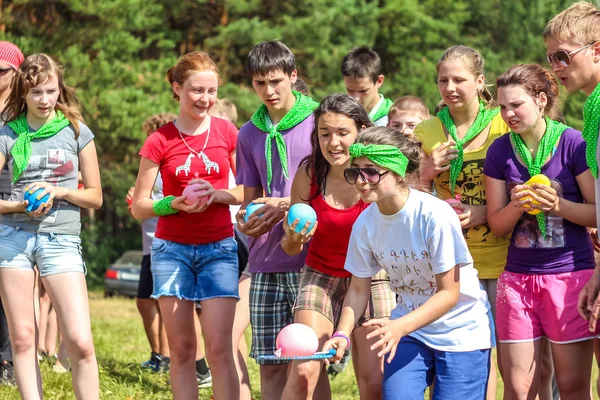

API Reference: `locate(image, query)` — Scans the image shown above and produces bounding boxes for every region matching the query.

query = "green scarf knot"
[250,90,318,193]
[438,103,499,195]
[7,111,71,183]
[511,117,568,237]
[349,143,409,177]
[369,96,393,123]
[582,82,600,178]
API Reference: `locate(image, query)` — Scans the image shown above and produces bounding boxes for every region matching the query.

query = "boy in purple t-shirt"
[235,41,317,400]
[484,64,596,399]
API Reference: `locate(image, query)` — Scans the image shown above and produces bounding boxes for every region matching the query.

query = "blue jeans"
[0,224,85,276]
[151,236,239,301]
[383,336,490,400]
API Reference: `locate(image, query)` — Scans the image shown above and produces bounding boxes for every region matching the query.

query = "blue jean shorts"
[150,236,239,301]
[383,336,490,400]
[0,224,86,277]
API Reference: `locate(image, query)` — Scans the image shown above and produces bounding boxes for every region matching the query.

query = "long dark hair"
[303,93,373,200]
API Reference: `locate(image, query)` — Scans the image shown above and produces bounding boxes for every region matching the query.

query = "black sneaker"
[0,362,16,386]
[196,369,212,388]
[141,352,161,371]
[157,356,170,373]
[327,352,351,377]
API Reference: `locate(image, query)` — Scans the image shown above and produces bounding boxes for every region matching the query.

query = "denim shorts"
[383,336,490,400]
[150,236,239,301]
[0,224,86,277]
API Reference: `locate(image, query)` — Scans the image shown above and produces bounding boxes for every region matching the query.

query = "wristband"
[152,196,178,216]
[332,331,351,348]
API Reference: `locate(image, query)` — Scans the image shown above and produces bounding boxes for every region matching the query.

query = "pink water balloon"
[182,184,209,205]
[275,323,319,357]
[445,199,462,214]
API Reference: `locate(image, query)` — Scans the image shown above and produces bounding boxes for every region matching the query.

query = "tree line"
[0,0,586,282]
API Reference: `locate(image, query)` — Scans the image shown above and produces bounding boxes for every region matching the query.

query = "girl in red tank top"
[280,94,396,399]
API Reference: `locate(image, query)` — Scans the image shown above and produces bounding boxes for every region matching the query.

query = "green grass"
[0,291,596,399]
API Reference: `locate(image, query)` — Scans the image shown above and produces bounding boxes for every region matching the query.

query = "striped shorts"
[249,271,299,364]
[293,266,396,328]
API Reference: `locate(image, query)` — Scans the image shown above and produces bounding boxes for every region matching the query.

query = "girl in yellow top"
[415,45,509,400]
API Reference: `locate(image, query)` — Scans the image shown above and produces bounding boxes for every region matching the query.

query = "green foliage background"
[0,0,595,283]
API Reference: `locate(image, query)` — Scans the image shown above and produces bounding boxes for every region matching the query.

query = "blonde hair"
[167,51,221,101]
[209,98,238,124]
[142,112,176,136]
[3,53,84,137]
[543,1,600,45]
[436,45,493,103]
[388,96,430,120]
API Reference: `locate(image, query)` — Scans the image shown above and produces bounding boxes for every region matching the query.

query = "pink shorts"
[496,269,598,343]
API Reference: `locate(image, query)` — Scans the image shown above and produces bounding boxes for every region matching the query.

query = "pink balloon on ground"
[445,199,462,214]
[182,184,209,205]
[275,323,319,357]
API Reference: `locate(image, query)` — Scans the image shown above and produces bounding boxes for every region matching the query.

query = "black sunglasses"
[546,42,597,68]
[344,167,390,185]
[0,67,13,76]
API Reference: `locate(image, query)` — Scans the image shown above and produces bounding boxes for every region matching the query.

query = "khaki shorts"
[293,266,395,328]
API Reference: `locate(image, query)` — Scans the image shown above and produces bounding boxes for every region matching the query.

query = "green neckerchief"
[250,90,318,193]
[511,117,568,237]
[7,111,70,183]
[349,143,409,177]
[582,82,600,178]
[369,95,393,123]
[438,103,499,195]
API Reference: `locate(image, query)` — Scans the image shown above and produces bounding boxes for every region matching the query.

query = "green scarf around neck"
[251,90,318,193]
[349,143,409,177]
[582,82,600,178]
[437,103,499,195]
[511,117,568,237]
[7,111,70,183]
[369,96,393,123]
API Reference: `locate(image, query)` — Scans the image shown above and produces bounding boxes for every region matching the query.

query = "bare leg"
[37,277,51,355]
[282,310,333,400]
[136,298,161,354]
[0,269,42,399]
[537,339,554,400]
[43,272,99,400]
[499,340,544,400]
[551,339,593,400]
[159,297,198,400]
[260,364,289,400]
[352,325,384,400]
[232,275,252,400]
[199,297,239,400]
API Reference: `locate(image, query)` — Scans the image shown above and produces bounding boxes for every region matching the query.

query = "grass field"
[0,291,596,399]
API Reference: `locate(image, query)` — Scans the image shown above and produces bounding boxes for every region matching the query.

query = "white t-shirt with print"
[345,189,492,352]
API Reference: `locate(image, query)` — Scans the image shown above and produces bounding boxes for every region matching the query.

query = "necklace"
[174,119,220,176]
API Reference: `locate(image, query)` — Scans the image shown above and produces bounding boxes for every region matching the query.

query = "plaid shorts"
[249,271,299,364]
[293,266,396,328]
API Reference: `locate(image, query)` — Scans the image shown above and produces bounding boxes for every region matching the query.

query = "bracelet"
[332,331,351,348]
[152,196,178,216]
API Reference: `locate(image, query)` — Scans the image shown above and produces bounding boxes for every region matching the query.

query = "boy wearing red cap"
[0,40,23,386]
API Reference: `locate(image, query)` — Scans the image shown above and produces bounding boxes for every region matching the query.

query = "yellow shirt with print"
[415,113,510,279]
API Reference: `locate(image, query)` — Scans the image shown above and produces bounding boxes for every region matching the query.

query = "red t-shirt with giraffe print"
[140,117,238,244]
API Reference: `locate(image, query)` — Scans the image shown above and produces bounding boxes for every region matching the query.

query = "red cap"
[0,41,24,70]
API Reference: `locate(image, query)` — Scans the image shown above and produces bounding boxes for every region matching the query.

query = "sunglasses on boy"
[344,167,390,185]
[546,42,597,68]
[0,67,13,76]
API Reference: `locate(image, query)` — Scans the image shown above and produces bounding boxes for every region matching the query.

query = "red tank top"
[305,179,369,277]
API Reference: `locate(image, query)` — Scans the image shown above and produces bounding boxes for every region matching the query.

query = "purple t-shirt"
[236,114,314,273]
[484,128,595,274]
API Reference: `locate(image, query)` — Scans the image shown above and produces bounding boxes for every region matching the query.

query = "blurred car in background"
[104,250,143,298]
